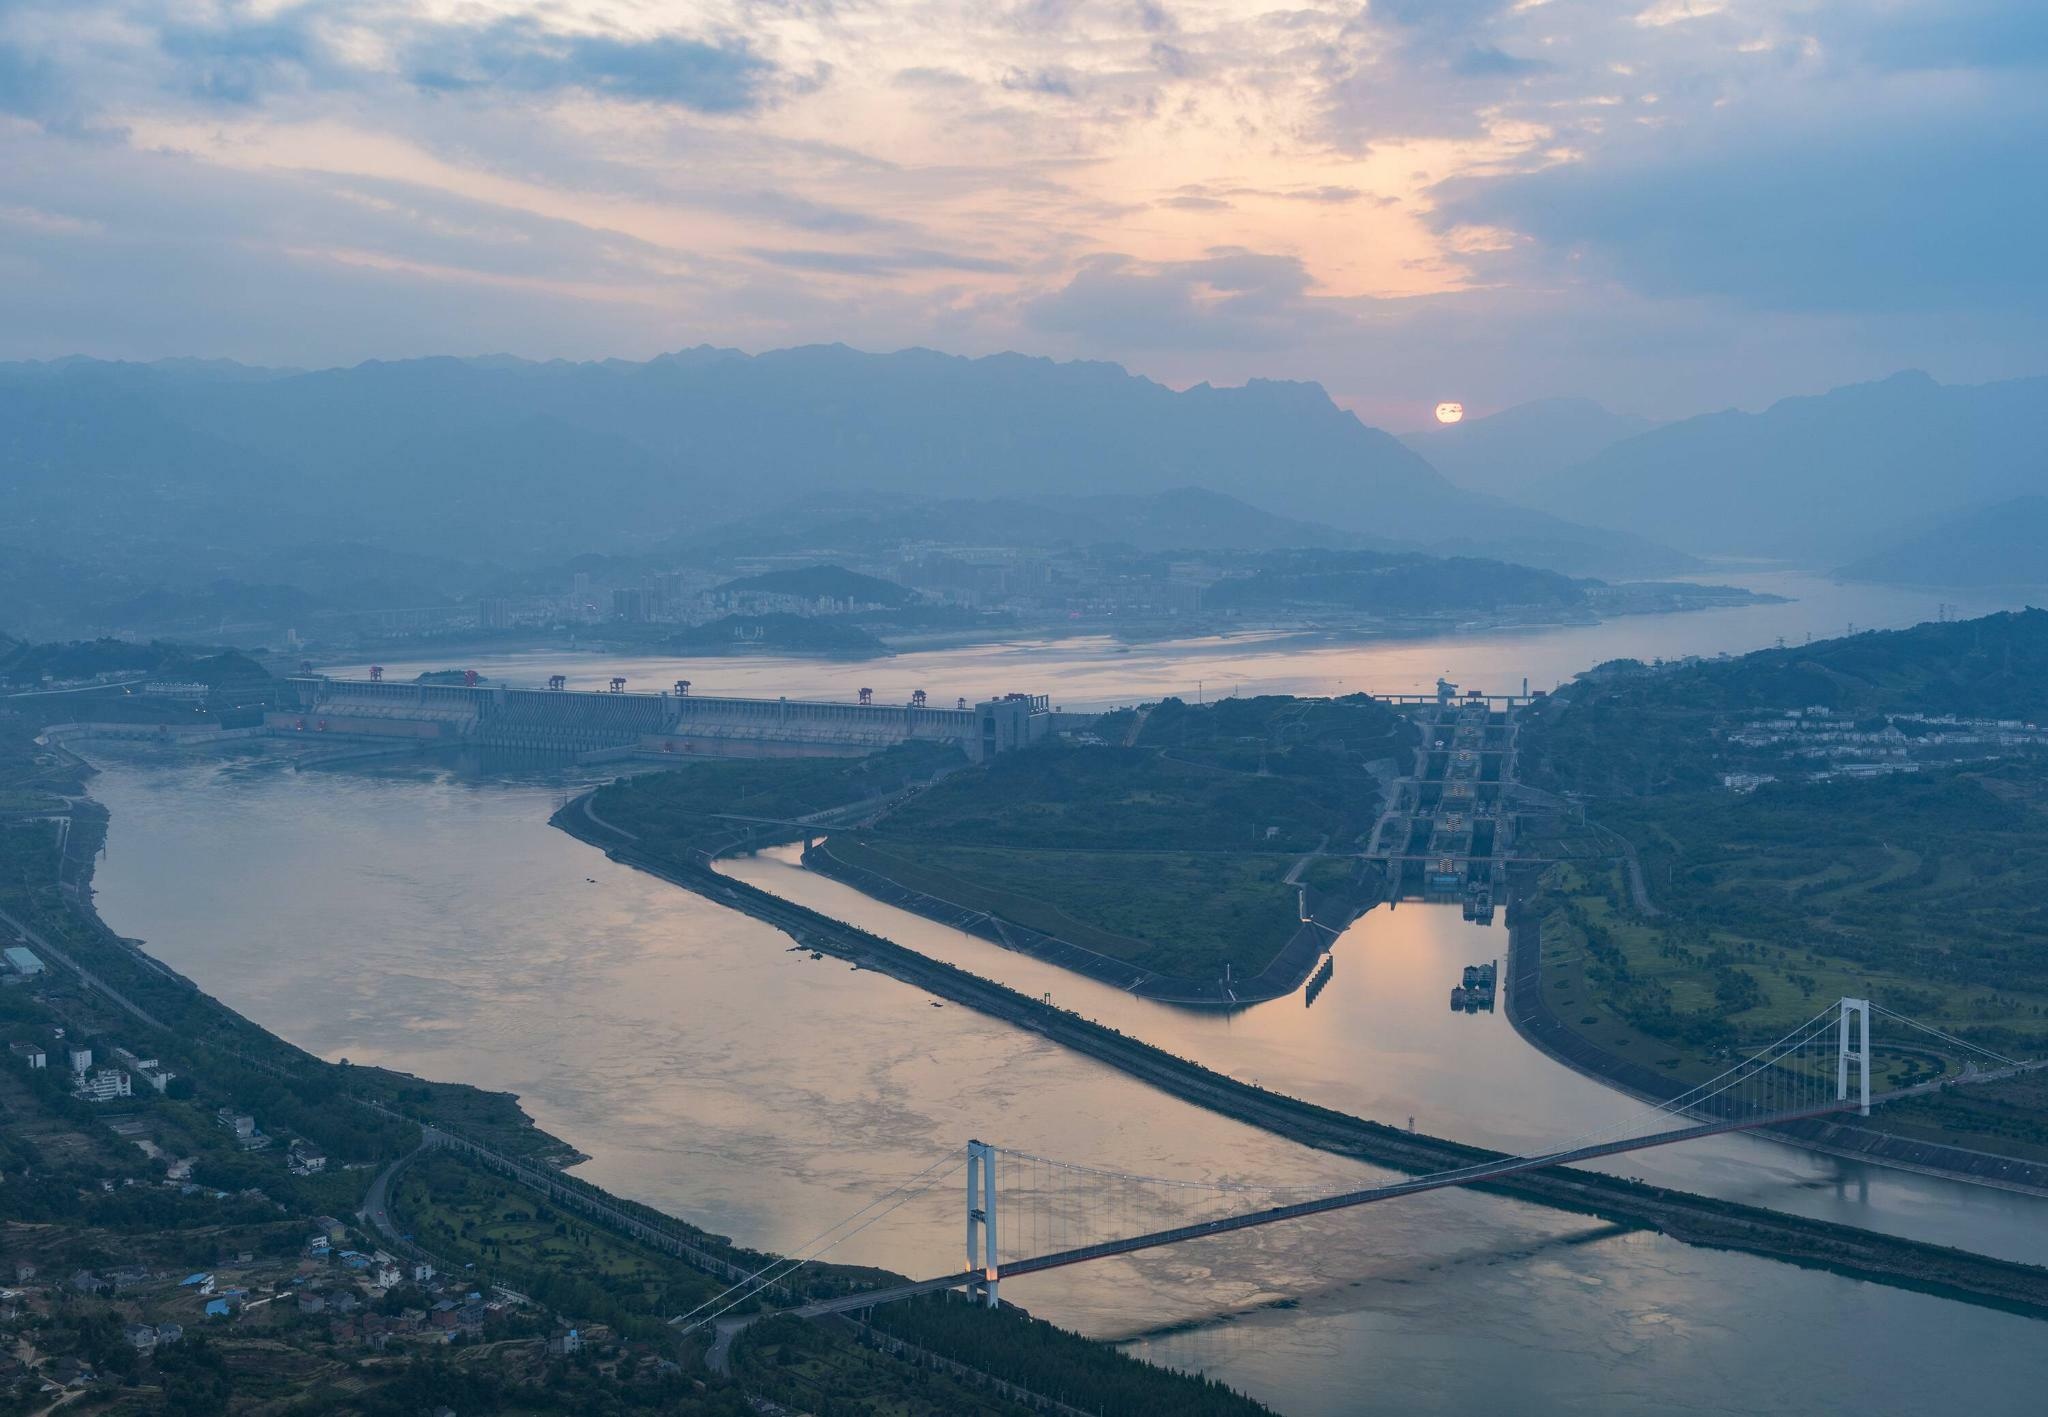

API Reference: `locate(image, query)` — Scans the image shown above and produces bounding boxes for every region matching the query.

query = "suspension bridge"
[673,998,2044,1335]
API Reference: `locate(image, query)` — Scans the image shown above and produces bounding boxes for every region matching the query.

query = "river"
[85,572,2047,1415]
[332,569,2009,710]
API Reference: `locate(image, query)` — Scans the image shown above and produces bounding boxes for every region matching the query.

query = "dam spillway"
[272,677,1063,761]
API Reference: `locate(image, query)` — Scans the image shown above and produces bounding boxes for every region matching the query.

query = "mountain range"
[0,347,1684,583]
[1836,496,2048,588]
[1399,397,1656,499]
[1520,371,2048,563]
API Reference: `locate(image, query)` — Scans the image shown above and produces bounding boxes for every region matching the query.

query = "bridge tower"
[1838,997,1872,1115]
[965,1140,999,1308]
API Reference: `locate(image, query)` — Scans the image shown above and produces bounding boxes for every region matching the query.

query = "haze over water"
[339,570,2013,708]
[88,574,2048,1415]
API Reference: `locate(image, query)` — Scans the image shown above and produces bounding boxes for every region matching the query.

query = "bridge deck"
[793,1099,1856,1318]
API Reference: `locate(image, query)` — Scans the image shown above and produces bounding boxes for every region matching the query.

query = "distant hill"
[1572,609,2048,719]
[0,347,1683,579]
[1202,550,1586,615]
[1526,371,2048,561]
[677,487,1689,578]
[1399,398,1654,499]
[712,564,918,607]
[670,613,887,657]
[1837,496,2048,588]
[680,488,1362,558]
[1522,608,2048,796]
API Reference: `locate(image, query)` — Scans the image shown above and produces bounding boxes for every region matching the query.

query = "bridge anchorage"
[673,999,2034,1331]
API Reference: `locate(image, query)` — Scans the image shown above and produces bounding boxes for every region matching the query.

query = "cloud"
[0,37,55,117]
[156,9,329,106]
[1451,45,1550,78]
[1823,0,2048,73]
[1027,248,1334,352]
[0,0,2042,420]
[999,66,1077,97]
[1434,93,2048,316]
[406,19,776,113]
[747,246,1016,276]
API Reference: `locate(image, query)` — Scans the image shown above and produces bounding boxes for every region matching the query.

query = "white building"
[78,1068,132,1102]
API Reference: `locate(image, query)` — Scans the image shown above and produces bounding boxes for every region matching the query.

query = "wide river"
[90,572,2047,1415]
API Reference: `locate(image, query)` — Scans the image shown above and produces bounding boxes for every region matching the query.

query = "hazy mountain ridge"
[1837,496,2048,588]
[0,347,1684,577]
[1399,397,1655,498]
[1526,371,2048,561]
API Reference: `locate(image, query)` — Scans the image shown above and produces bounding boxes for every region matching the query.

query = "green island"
[586,741,961,858]
[814,695,1409,989]
[586,693,1410,991]
[1518,610,2048,1160]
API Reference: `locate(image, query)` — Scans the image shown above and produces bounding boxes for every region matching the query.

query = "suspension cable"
[671,1150,963,1329]
[1870,1004,2021,1068]
[683,1157,967,1333]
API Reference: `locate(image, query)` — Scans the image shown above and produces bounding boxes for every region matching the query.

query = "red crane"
[368,665,383,682]
[609,677,627,694]
[858,687,874,705]
[910,689,928,708]
[548,675,567,691]
[463,669,479,687]
[674,679,691,696]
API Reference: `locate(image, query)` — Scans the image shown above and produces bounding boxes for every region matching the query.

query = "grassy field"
[1536,851,2048,1159]
[828,837,1312,979]
[588,741,958,860]
[822,696,1406,981]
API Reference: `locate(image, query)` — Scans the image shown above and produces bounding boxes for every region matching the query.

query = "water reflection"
[336,571,2019,711]
[726,846,2048,1266]
[80,751,2048,1415]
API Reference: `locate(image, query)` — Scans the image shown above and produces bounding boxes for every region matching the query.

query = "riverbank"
[1501,866,2048,1197]
[555,793,2048,1317]
[800,837,1368,1006]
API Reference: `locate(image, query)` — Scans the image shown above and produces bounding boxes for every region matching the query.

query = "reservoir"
[85,574,2048,1415]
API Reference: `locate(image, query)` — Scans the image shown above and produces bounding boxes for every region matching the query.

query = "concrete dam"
[272,678,1067,761]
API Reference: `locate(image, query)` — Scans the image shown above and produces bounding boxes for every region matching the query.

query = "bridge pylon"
[965,1140,999,1307]
[1838,997,1872,1115]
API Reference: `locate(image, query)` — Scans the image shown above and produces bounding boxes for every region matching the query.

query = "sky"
[0,0,2042,424]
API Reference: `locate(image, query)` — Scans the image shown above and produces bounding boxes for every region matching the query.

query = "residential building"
[77,1068,131,1102]
[9,1041,45,1069]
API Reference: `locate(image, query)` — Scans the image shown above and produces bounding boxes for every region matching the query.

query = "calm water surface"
[89,577,2048,1414]
[336,570,2013,709]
